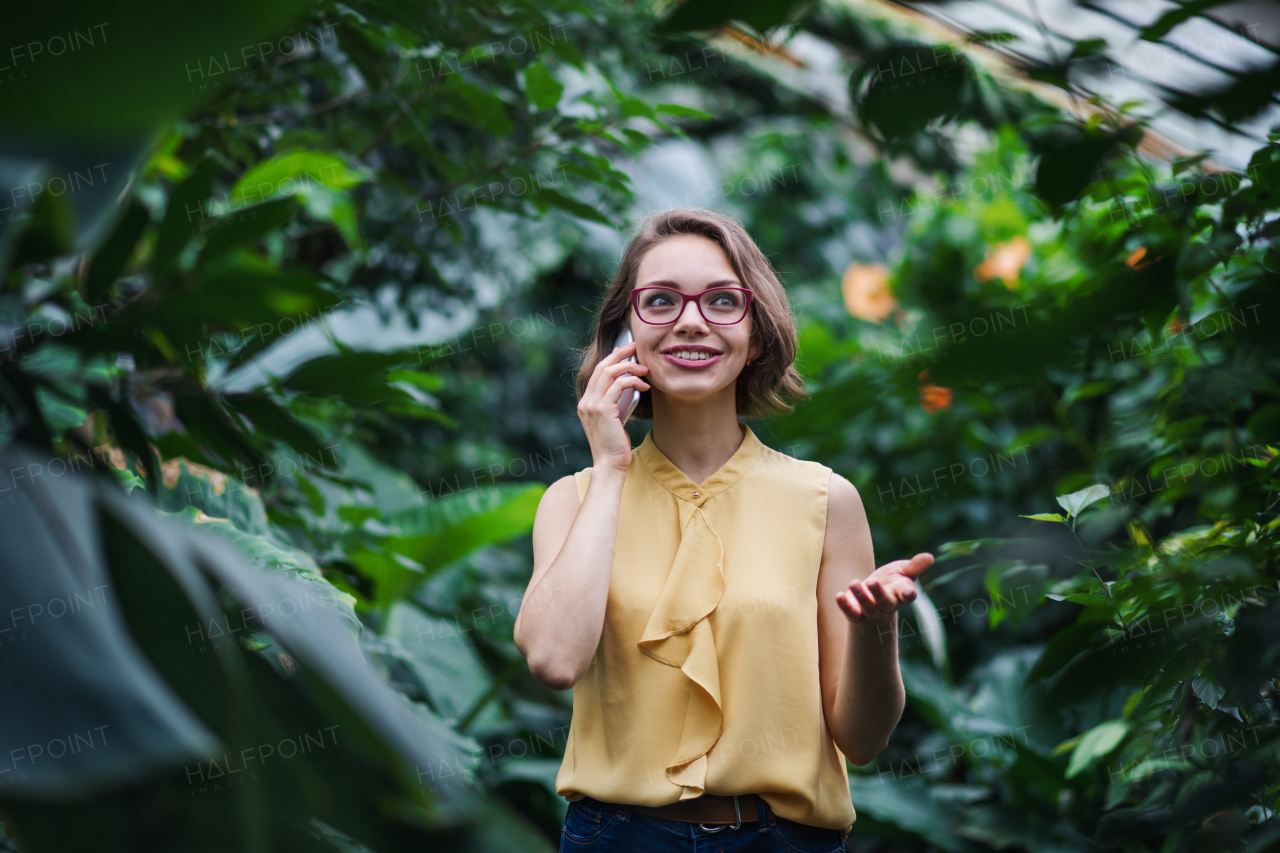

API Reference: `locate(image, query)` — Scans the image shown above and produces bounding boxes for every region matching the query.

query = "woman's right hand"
[577,341,650,475]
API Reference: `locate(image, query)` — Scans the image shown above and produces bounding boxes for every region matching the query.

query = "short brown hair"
[573,207,807,420]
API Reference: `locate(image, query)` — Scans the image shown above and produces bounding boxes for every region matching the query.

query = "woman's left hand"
[837,552,934,624]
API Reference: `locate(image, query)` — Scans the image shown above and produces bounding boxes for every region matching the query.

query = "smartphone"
[613,327,642,425]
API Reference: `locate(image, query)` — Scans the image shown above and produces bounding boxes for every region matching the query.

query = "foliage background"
[1,0,1278,851]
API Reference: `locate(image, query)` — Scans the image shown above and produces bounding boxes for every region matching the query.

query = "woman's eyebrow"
[639,278,743,290]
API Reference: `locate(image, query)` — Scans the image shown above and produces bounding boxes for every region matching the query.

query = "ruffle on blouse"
[637,498,726,800]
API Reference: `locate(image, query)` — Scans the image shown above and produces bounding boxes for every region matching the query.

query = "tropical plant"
[2,0,1277,851]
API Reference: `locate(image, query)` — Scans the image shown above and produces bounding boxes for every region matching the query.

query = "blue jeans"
[558,795,847,852]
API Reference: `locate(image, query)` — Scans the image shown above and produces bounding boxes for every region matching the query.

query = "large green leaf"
[230,151,368,246]
[1032,124,1130,209]
[386,483,544,575]
[853,45,974,140]
[383,602,502,731]
[165,505,362,639]
[0,1,311,136]
[1055,484,1110,519]
[847,775,980,852]
[1065,720,1128,778]
[521,62,563,112]
[0,444,220,800]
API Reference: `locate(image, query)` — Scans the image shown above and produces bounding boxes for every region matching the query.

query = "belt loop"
[619,803,631,823]
[755,794,770,832]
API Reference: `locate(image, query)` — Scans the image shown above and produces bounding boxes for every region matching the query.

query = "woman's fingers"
[587,353,650,411]
[584,342,637,400]
[600,360,651,403]
[899,552,935,578]
[840,574,920,623]
[602,372,651,408]
[849,582,880,616]
[865,579,896,610]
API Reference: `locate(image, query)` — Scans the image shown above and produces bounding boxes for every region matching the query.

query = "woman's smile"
[661,348,724,369]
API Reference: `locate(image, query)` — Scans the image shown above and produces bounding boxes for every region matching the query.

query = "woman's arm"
[513,338,650,691]
[514,467,627,690]
[817,473,933,765]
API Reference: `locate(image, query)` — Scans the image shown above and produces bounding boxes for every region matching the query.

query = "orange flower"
[974,236,1031,289]
[1126,246,1157,270]
[921,384,953,413]
[841,262,897,323]
[918,370,953,413]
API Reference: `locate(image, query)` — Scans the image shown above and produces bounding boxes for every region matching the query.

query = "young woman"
[513,208,933,852]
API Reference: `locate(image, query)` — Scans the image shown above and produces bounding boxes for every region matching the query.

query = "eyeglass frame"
[628,285,756,326]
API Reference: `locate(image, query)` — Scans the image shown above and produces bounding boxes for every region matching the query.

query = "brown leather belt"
[633,794,762,825]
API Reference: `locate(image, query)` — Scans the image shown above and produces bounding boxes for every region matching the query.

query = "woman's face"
[628,234,761,408]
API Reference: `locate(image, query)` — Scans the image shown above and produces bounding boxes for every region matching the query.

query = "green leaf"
[0,444,224,802]
[198,197,299,265]
[1069,38,1108,59]
[1140,0,1228,40]
[336,19,388,88]
[847,773,974,852]
[226,393,327,462]
[522,62,563,111]
[386,483,544,576]
[154,455,274,537]
[656,0,809,34]
[1191,676,1225,710]
[619,96,655,120]
[454,80,515,137]
[297,473,326,515]
[1055,484,1110,518]
[655,103,714,120]
[85,200,150,300]
[1020,513,1064,522]
[383,601,501,730]
[854,46,973,140]
[281,349,418,404]
[338,505,380,526]
[1034,125,1126,209]
[530,188,610,224]
[983,561,1048,629]
[167,505,362,638]
[386,369,444,392]
[153,157,219,277]
[1065,720,1128,778]
[1170,59,1280,124]
[231,151,365,201]
[230,150,368,247]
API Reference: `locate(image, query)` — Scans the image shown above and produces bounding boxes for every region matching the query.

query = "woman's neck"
[648,390,746,485]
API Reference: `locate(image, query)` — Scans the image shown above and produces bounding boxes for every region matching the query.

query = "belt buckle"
[699,795,741,832]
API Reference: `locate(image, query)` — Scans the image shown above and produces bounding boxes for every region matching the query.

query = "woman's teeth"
[674,351,712,360]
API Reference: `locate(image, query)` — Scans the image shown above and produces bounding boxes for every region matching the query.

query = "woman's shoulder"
[538,473,582,510]
[753,442,834,484]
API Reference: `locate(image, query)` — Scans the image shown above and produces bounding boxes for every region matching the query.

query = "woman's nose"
[673,295,707,330]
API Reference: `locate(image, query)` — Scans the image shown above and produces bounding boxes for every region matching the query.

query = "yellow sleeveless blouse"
[554,423,857,833]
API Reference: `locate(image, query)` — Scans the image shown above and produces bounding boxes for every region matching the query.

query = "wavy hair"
[573,207,807,420]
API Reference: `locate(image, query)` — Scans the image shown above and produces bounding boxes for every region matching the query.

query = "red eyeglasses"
[630,286,754,325]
